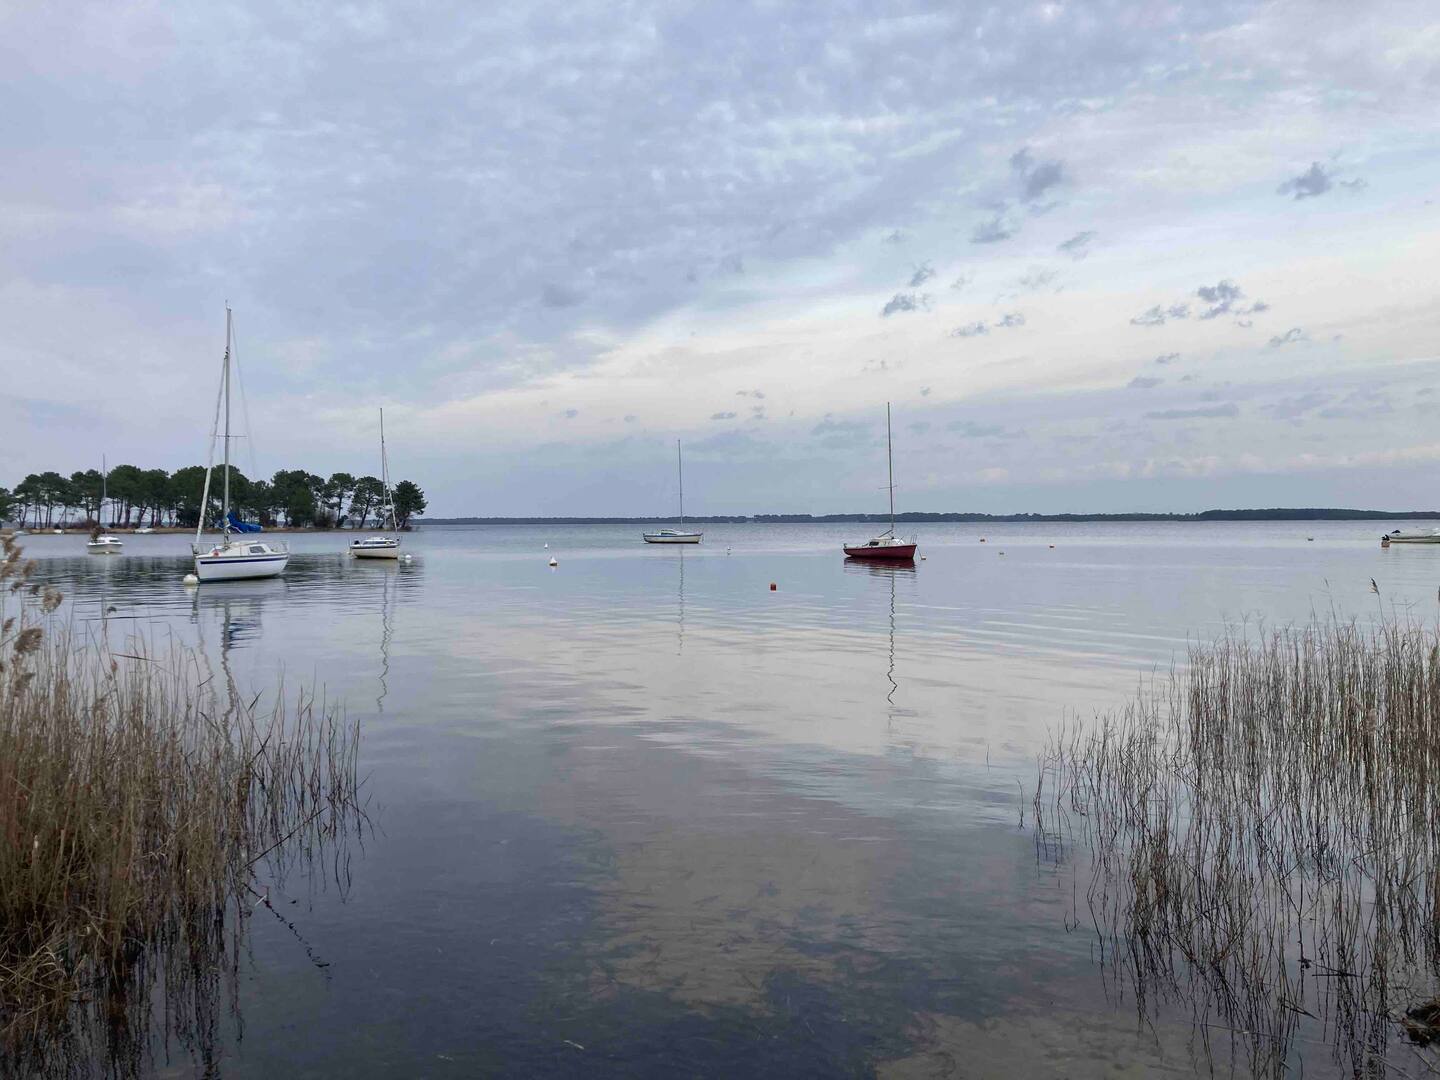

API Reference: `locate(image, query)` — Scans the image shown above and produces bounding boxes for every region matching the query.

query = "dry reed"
[0,536,363,1076]
[1036,617,1440,1077]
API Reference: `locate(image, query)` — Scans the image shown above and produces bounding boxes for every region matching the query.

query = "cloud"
[623,414,637,423]
[909,263,935,288]
[1268,327,1307,347]
[1277,162,1333,200]
[1057,231,1095,259]
[811,416,870,446]
[947,419,1011,437]
[971,213,1017,244]
[1340,178,1368,193]
[1135,281,1266,325]
[736,389,766,399]
[1145,403,1240,420]
[949,273,972,292]
[1154,352,1180,365]
[998,312,1026,328]
[1195,280,1246,319]
[540,283,584,308]
[1266,391,1330,419]
[1017,267,1058,291]
[563,408,579,419]
[1010,147,1066,203]
[710,410,737,420]
[919,386,931,397]
[749,405,767,421]
[881,292,931,317]
[881,230,907,245]
[950,321,988,338]
[1130,302,1192,327]
[1128,375,1162,389]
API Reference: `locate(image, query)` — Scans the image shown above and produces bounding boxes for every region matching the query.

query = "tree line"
[0,466,426,530]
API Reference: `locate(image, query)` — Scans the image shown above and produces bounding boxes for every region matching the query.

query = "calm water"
[22,521,1440,1077]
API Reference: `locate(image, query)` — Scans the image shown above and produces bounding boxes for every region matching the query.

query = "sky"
[2,1,1438,517]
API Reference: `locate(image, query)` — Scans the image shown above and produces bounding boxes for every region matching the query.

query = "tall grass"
[1036,617,1440,1077]
[0,537,362,1076]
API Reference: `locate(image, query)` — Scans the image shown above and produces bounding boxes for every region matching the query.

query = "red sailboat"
[844,403,918,561]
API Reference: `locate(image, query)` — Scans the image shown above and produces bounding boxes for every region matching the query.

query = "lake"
[21,520,1440,1077]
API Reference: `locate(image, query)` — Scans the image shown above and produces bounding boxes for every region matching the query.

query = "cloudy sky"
[2,1,1438,516]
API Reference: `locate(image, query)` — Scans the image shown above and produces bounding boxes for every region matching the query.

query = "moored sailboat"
[642,441,702,544]
[191,308,289,583]
[843,403,917,561]
[350,408,402,559]
[86,457,123,553]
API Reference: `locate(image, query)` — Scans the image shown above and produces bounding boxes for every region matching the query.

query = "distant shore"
[428,508,1440,526]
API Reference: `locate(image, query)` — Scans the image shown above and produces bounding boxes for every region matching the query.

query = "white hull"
[193,540,289,582]
[351,542,401,559]
[642,532,702,544]
[87,538,124,554]
[1382,529,1440,545]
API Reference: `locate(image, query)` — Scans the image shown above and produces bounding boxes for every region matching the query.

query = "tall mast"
[380,407,396,531]
[886,402,895,534]
[677,439,684,527]
[221,307,232,540]
[101,454,107,528]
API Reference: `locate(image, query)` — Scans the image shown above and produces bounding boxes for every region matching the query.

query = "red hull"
[843,543,917,560]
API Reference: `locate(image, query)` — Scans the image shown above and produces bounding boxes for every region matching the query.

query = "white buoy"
[182,573,199,586]
[544,543,548,549]
[920,555,927,561]
[548,557,558,567]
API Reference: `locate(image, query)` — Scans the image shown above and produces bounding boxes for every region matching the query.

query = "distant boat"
[87,456,122,553]
[1381,528,1440,546]
[134,526,155,534]
[844,403,917,561]
[191,308,289,582]
[350,408,402,559]
[643,441,702,545]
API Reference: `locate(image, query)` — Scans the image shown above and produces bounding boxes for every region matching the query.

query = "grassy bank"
[1036,617,1440,1077]
[0,536,363,1075]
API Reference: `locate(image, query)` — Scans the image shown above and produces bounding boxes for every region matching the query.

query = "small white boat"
[642,441,702,545]
[350,409,402,559]
[1381,528,1440,546]
[52,529,64,535]
[87,535,124,554]
[134,526,155,535]
[190,307,289,583]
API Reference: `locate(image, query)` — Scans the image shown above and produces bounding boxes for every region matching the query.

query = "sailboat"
[87,455,123,553]
[350,408,402,559]
[190,308,289,582]
[843,403,917,561]
[642,440,702,544]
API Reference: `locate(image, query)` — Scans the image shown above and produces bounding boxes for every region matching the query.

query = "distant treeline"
[430,508,1440,525]
[1,466,426,530]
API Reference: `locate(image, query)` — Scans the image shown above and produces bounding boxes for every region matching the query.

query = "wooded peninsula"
[0,467,426,530]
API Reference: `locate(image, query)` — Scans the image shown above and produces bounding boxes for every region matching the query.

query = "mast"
[677,439,684,527]
[101,454,107,529]
[886,402,895,535]
[380,407,397,532]
[221,307,232,542]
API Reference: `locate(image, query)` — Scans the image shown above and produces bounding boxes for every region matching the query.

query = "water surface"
[24,520,1440,1076]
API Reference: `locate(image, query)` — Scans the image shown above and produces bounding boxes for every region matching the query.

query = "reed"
[0,536,362,1075]
[1036,616,1440,1077]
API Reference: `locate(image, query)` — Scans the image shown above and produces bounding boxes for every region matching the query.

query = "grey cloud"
[1267,391,1330,419]
[1340,178,1368,193]
[1277,162,1333,200]
[710,410,737,420]
[1010,147,1066,203]
[1154,352,1180,365]
[949,273,973,291]
[998,312,1026,328]
[881,292,930,317]
[1058,231,1095,259]
[718,253,745,275]
[749,405,767,420]
[811,416,871,446]
[563,408,579,419]
[623,414,637,423]
[909,263,935,288]
[736,389,766,399]
[951,321,988,338]
[540,283,584,308]
[1145,403,1240,420]
[881,230,908,245]
[1128,376,1162,389]
[1195,280,1244,319]
[971,213,1016,244]
[1131,305,1168,327]
[1268,327,1306,347]
[1318,388,1393,419]
[1017,267,1058,291]
[919,386,932,397]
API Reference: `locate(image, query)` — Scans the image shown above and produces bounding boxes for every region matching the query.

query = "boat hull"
[193,552,288,581]
[642,533,702,544]
[352,543,402,559]
[1384,536,1440,545]
[843,543,917,560]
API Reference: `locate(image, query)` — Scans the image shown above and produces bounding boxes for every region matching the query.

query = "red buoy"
[769,582,777,591]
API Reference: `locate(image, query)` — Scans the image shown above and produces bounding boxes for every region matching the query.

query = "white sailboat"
[642,440,702,544]
[191,308,289,582]
[87,456,123,553]
[350,408,402,559]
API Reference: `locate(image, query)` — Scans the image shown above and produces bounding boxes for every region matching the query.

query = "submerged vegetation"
[0,536,364,1076]
[1036,617,1440,1077]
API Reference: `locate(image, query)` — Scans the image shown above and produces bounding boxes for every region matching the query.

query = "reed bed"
[1036,617,1440,1077]
[0,537,362,1076]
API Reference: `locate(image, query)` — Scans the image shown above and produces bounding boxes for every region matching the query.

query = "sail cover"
[221,512,263,533]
